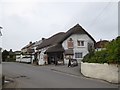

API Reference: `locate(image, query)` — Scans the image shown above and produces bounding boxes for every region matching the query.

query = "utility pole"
[0,26,3,89]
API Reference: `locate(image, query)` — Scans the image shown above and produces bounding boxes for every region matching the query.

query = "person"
[55,57,58,66]
[68,59,71,67]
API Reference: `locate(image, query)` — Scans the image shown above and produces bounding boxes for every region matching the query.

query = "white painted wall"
[16,55,21,62]
[37,47,49,65]
[62,34,94,64]
[81,62,119,83]
[64,56,69,65]
[20,58,31,63]
[16,54,34,63]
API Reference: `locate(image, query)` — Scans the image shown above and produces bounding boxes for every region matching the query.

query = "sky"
[0,0,119,51]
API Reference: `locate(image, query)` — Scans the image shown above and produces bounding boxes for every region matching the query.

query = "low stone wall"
[81,62,119,83]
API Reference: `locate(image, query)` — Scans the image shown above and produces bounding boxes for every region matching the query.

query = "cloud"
[1,0,119,3]
[1,1,118,50]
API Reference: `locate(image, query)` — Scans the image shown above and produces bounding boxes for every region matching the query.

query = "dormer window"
[77,40,84,46]
[67,38,73,48]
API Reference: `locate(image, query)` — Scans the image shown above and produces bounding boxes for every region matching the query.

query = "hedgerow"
[82,36,120,64]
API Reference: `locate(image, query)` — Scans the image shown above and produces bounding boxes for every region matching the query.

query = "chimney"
[100,39,102,41]
[29,41,32,44]
[42,38,45,41]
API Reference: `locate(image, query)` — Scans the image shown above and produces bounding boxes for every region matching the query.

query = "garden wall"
[81,62,119,83]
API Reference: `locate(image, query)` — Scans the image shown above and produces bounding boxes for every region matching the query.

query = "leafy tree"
[2,49,16,62]
[2,50,9,61]
[8,49,16,62]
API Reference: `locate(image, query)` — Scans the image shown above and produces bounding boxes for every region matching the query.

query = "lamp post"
[0,26,3,63]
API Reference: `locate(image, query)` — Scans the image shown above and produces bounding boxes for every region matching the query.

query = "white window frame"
[77,40,85,47]
[75,52,83,58]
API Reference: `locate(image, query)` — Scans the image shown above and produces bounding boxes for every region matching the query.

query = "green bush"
[82,36,120,64]
[83,50,108,63]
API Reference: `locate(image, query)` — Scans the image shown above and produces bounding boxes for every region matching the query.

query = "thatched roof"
[21,42,35,50]
[45,44,64,53]
[36,32,65,50]
[59,24,96,43]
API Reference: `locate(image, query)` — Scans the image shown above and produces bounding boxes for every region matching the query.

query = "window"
[75,52,82,58]
[77,40,84,46]
[67,38,74,48]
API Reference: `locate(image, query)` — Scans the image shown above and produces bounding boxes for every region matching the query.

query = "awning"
[45,44,64,53]
[64,49,74,55]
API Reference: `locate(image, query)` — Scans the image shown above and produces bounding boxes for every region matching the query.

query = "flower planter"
[81,62,120,83]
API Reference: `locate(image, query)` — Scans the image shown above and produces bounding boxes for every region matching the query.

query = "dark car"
[70,59,78,67]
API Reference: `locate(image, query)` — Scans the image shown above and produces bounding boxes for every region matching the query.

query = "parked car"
[70,59,78,67]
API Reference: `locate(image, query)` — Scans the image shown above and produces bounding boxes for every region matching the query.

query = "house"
[33,40,43,52]
[14,51,21,55]
[18,40,43,64]
[36,32,65,65]
[36,24,96,65]
[21,41,35,54]
[95,40,109,51]
[14,51,21,62]
[17,42,35,63]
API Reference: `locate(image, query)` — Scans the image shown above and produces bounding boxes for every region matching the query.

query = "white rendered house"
[36,24,96,65]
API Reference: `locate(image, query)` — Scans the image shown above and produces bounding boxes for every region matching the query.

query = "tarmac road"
[2,62,119,88]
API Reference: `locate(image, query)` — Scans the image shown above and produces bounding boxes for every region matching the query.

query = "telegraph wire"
[88,0,114,28]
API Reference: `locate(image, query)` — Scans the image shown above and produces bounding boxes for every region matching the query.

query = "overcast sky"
[0,0,119,51]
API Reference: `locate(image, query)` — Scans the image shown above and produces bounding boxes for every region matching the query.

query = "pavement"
[45,64,82,77]
[36,63,120,85]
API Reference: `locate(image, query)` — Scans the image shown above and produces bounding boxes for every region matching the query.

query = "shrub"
[82,36,120,64]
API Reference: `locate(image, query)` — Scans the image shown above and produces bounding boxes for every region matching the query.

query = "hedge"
[82,36,120,64]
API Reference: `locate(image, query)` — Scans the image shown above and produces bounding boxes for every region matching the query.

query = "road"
[2,62,119,88]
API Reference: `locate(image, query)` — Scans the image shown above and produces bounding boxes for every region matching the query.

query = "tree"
[106,36,120,64]
[2,50,9,61]
[8,49,16,62]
